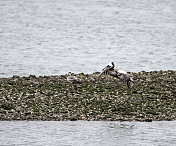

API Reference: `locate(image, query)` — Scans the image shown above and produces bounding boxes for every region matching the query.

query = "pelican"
[67,72,81,89]
[98,62,134,88]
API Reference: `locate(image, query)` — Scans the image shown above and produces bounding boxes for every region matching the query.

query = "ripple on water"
[0,121,176,145]
[0,0,176,77]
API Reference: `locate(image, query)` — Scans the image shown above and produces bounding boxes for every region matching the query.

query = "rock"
[0,70,175,121]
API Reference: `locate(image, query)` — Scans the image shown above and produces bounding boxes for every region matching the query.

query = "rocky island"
[0,70,175,122]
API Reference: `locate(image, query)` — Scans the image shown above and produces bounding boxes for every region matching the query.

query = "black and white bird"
[98,62,134,88]
[67,72,81,89]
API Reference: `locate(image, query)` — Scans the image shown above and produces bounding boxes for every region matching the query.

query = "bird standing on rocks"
[98,62,135,88]
[67,72,81,89]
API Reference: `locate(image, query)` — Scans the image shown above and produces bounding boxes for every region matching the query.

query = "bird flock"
[67,62,135,89]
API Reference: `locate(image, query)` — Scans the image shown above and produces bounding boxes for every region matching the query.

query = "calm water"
[0,121,176,146]
[1,0,176,145]
[0,0,176,77]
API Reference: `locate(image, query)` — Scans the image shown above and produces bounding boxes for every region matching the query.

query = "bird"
[98,62,135,88]
[67,72,81,89]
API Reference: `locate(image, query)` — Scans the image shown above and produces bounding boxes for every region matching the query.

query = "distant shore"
[0,70,175,122]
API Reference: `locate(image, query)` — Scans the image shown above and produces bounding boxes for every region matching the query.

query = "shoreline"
[0,70,175,122]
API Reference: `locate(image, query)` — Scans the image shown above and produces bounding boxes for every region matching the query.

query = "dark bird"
[67,72,81,89]
[98,62,135,88]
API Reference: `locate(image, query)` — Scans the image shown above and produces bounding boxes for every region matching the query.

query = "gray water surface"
[0,121,176,146]
[0,0,176,77]
[1,1,176,145]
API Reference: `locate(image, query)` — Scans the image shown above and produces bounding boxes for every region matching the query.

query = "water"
[0,0,176,77]
[0,121,176,146]
[1,1,176,145]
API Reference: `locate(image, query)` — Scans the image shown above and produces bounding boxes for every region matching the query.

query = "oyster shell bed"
[0,70,175,122]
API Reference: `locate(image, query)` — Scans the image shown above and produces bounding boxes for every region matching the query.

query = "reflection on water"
[0,0,176,77]
[0,121,176,146]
